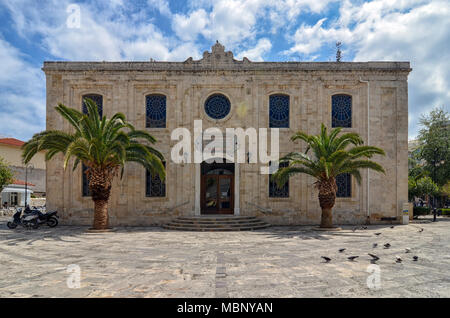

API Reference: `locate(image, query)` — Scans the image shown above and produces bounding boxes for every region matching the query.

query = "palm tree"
[22,98,165,230]
[272,124,385,228]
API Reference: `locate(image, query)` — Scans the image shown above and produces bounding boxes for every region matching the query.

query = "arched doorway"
[200,161,234,214]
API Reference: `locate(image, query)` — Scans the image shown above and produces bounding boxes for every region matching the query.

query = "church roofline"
[42,60,411,73]
[42,41,411,73]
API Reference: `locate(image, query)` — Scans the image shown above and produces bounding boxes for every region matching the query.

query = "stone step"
[166,222,268,228]
[163,224,271,232]
[177,216,256,221]
[163,216,271,231]
[173,219,264,225]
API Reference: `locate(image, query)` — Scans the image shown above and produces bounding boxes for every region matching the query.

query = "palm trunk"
[86,166,116,230]
[317,178,337,228]
[320,207,333,228]
[93,199,109,229]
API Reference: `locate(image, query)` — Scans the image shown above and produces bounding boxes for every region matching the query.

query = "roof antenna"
[336,41,342,62]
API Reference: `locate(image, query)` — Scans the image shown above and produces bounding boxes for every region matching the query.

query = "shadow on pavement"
[2,217,448,246]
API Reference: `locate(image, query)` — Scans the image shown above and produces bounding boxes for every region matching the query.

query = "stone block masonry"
[42,42,411,226]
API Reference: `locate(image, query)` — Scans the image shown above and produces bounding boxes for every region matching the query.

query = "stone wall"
[43,43,411,226]
[30,197,46,207]
[10,166,46,195]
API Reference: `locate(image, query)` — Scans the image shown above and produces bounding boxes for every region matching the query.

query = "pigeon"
[418,228,424,233]
[361,226,368,230]
[384,243,391,249]
[395,256,402,263]
[405,248,411,253]
[390,226,395,229]
[375,232,382,236]
[413,256,419,261]
[348,256,359,261]
[373,243,378,248]
[321,256,331,263]
[339,248,346,253]
[368,253,380,263]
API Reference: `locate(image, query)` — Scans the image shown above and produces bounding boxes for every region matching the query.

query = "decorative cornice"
[43,41,412,73]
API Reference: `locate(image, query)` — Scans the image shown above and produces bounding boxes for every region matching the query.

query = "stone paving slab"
[0,216,449,297]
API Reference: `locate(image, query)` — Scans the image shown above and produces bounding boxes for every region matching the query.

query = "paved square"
[1,216,449,297]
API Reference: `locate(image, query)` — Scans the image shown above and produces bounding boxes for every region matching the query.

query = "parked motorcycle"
[6,207,59,229]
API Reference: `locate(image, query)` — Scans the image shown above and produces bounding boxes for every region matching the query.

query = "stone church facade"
[43,42,411,226]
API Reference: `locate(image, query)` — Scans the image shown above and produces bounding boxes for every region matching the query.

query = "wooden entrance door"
[201,174,234,214]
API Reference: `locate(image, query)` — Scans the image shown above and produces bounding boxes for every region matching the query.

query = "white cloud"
[285,0,450,138]
[287,18,331,55]
[0,0,198,141]
[172,9,208,41]
[0,0,337,63]
[0,0,448,141]
[201,0,263,47]
[0,0,199,62]
[147,0,172,17]
[0,38,45,141]
[273,0,336,19]
[174,0,336,50]
[236,38,272,61]
[353,0,450,138]
[44,22,123,61]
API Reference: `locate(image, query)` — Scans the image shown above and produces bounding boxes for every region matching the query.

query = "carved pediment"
[184,41,251,66]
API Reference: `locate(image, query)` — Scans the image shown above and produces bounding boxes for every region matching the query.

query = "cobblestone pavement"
[1,216,449,298]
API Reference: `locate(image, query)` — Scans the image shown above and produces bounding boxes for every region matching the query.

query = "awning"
[1,187,33,194]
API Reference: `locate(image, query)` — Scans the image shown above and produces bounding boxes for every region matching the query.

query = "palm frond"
[339,160,386,175]
[128,130,157,144]
[22,101,165,184]
[280,124,385,190]
[348,145,385,158]
[272,166,316,188]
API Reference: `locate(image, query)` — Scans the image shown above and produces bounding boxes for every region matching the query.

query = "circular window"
[204,94,231,120]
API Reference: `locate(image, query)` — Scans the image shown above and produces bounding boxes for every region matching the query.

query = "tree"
[272,124,385,228]
[408,176,418,202]
[441,182,450,205]
[408,149,426,180]
[0,156,14,194]
[417,107,450,187]
[409,176,440,202]
[22,98,165,230]
[441,182,450,197]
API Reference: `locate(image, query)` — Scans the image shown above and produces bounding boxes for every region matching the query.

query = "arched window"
[204,94,231,120]
[336,173,351,197]
[82,94,103,117]
[332,94,352,128]
[146,162,166,197]
[269,161,289,198]
[269,94,289,128]
[201,161,234,175]
[146,95,166,128]
[81,94,103,197]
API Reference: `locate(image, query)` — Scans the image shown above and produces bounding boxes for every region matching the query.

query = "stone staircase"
[163,215,271,231]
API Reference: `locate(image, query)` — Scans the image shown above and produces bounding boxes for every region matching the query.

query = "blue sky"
[0,0,449,141]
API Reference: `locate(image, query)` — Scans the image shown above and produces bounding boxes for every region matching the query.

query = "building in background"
[0,138,46,207]
[1,179,35,207]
